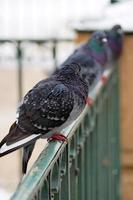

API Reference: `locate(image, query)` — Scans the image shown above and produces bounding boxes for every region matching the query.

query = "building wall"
[75,32,133,200]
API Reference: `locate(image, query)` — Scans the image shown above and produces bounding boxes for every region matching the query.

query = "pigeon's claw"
[47,133,67,142]
[101,75,108,84]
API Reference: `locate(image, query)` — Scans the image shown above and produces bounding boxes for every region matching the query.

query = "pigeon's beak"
[102,38,108,43]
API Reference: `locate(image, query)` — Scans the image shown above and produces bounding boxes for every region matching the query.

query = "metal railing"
[11,66,121,200]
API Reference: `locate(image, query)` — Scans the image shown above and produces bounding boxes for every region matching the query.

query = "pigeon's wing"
[18,82,74,136]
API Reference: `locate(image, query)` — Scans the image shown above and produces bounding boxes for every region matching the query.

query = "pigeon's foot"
[101,75,108,84]
[86,97,94,106]
[47,133,67,142]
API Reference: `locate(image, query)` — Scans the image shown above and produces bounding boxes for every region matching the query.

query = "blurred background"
[0,0,132,199]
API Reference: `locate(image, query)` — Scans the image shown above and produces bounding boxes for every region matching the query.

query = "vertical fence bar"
[60,145,70,200]
[16,41,23,101]
[16,41,23,179]
[84,113,91,200]
[97,95,105,200]
[52,40,58,69]
[77,123,85,200]
[107,83,113,200]
[69,138,77,200]
[103,87,109,200]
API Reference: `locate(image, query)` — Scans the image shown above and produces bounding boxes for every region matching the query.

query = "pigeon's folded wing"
[18,83,74,136]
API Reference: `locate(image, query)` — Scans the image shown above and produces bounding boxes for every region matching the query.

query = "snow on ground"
[0,188,12,200]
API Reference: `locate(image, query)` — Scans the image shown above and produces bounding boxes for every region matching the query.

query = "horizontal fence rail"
[11,66,120,200]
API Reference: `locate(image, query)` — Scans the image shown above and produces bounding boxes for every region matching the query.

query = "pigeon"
[0,63,88,174]
[59,31,108,87]
[105,24,124,62]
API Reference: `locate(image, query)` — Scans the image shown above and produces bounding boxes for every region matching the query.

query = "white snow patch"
[0,188,12,200]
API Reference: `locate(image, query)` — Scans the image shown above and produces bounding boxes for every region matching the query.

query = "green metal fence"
[11,66,121,200]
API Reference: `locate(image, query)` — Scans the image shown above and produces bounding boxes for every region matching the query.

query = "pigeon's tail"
[0,121,41,157]
[22,141,36,174]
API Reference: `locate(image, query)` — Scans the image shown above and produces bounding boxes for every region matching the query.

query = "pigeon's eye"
[102,37,107,43]
[96,35,107,43]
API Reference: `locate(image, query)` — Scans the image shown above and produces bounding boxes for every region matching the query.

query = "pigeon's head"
[89,31,108,49]
[61,63,81,75]
[109,25,124,39]
[87,31,108,66]
[106,24,124,59]
[57,63,81,78]
[106,25,124,44]
[81,65,97,87]
[56,63,89,86]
